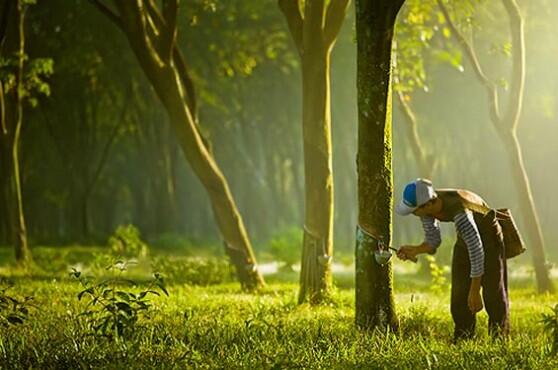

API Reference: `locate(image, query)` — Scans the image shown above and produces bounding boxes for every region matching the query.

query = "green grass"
[0,246,556,369]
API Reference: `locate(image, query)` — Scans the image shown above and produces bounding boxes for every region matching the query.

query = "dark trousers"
[451,211,510,340]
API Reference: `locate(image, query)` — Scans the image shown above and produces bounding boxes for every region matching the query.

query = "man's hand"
[468,278,483,313]
[396,246,419,262]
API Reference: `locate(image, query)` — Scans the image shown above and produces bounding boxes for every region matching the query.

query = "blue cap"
[395,178,436,216]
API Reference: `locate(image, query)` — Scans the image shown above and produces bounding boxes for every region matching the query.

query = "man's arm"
[397,217,441,261]
[454,210,485,278]
[421,216,441,253]
[454,210,484,313]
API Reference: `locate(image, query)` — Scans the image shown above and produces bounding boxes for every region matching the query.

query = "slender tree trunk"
[101,2,264,290]
[438,0,553,293]
[501,0,553,293]
[11,0,30,264]
[298,50,334,303]
[163,74,264,288]
[503,131,554,293]
[355,0,405,330]
[279,0,350,304]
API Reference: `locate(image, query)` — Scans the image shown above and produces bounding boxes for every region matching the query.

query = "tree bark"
[280,0,350,304]
[355,0,405,331]
[298,47,334,304]
[94,1,264,290]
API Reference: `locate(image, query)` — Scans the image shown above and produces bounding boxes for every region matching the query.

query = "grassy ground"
[0,247,556,369]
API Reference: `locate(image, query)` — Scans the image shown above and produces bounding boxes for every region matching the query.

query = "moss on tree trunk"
[354,0,405,330]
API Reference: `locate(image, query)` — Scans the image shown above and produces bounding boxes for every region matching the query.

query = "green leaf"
[139,290,160,299]
[116,291,131,302]
[157,283,169,297]
[77,287,95,300]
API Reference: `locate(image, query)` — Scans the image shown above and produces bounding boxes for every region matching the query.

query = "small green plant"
[268,227,302,272]
[541,303,558,354]
[0,282,34,326]
[70,260,168,339]
[108,224,149,258]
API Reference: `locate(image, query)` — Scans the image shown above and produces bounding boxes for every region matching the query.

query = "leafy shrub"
[70,261,168,339]
[108,225,149,258]
[151,256,234,285]
[541,303,558,354]
[268,227,302,271]
[0,281,34,326]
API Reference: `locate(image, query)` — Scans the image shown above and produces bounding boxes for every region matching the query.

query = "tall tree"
[90,0,264,290]
[279,0,351,304]
[0,0,45,264]
[355,0,406,330]
[438,0,554,293]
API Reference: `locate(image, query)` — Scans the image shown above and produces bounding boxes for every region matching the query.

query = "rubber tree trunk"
[102,2,264,290]
[499,0,553,293]
[503,131,554,293]
[279,0,350,304]
[355,0,405,331]
[298,46,334,304]
[438,0,553,293]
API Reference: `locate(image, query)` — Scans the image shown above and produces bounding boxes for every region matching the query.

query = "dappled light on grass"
[0,272,557,368]
[0,247,554,367]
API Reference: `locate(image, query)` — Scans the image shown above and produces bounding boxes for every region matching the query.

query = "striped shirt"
[421,210,484,278]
